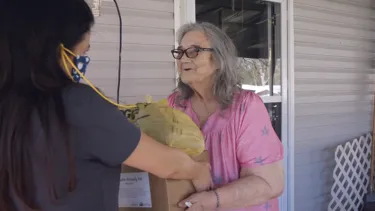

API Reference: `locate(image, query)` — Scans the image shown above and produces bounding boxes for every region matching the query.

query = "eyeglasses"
[171,46,214,60]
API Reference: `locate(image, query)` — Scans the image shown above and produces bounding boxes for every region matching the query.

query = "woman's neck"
[189,78,215,102]
[191,85,214,103]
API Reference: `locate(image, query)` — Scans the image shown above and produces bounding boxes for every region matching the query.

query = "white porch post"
[286,0,295,210]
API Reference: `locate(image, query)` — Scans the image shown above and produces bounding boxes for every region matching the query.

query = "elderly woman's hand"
[178,191,217,211]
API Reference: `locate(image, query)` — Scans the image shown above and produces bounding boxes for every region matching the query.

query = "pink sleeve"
[236,92,284,168]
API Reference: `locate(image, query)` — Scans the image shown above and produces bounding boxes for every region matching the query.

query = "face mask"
[60,44,91,83]
[71,55,90,82]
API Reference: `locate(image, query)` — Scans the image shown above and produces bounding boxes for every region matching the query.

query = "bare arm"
[211,93,284,209]
[213,161,284,209]
[71,86,211,190]
[123,132,211,183]
[178,161,284,210]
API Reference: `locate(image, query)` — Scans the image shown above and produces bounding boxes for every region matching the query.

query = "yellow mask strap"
[61,47,74,81]
[60,44,136,109]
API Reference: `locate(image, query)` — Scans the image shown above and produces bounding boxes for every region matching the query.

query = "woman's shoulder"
[62,83,108,108]
[232,89,263,110]
[63,83,96,95]
[167,91,179,102]
[167,91,187,108]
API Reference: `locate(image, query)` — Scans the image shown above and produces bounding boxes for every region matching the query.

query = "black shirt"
[17,84,141,211]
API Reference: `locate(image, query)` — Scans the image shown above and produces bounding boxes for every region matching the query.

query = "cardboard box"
[118,151,209,211]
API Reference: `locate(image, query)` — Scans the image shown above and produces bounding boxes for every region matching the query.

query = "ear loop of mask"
[60,44,136,110]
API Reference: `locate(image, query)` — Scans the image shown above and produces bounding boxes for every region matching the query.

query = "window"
[265,102,281,138]
[195,0,283,138]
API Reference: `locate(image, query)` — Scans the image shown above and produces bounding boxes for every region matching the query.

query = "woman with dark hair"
[0,1,211,211]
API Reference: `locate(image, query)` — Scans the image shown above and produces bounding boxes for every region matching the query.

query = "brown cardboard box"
[118,151,209,211]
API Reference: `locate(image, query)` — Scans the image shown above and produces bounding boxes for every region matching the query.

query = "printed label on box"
[118,172,152,208]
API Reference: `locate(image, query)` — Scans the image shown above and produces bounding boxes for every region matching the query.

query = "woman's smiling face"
[177,30,217,86]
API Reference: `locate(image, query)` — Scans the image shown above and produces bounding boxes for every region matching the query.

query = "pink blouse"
[168,90,284,211]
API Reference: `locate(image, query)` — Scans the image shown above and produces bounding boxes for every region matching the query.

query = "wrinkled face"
[174,31,217,86]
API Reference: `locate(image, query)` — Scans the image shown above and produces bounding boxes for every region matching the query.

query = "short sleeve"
[236,92,284,168]
[63,84,141,167]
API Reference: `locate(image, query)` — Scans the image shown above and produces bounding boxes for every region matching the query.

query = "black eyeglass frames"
[171,46,214,60]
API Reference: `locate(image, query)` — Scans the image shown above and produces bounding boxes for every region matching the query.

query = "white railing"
[328,133,372,211]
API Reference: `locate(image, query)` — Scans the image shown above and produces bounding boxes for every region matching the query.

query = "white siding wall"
[87,0,176,104]
[293,0,375,210]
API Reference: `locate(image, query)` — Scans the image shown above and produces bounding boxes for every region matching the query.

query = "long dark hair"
[0,0,94,210]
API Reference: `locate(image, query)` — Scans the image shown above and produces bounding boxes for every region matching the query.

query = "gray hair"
[175,22,243,109]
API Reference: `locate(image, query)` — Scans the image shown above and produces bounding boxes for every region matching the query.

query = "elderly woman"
[168,22,285,211]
